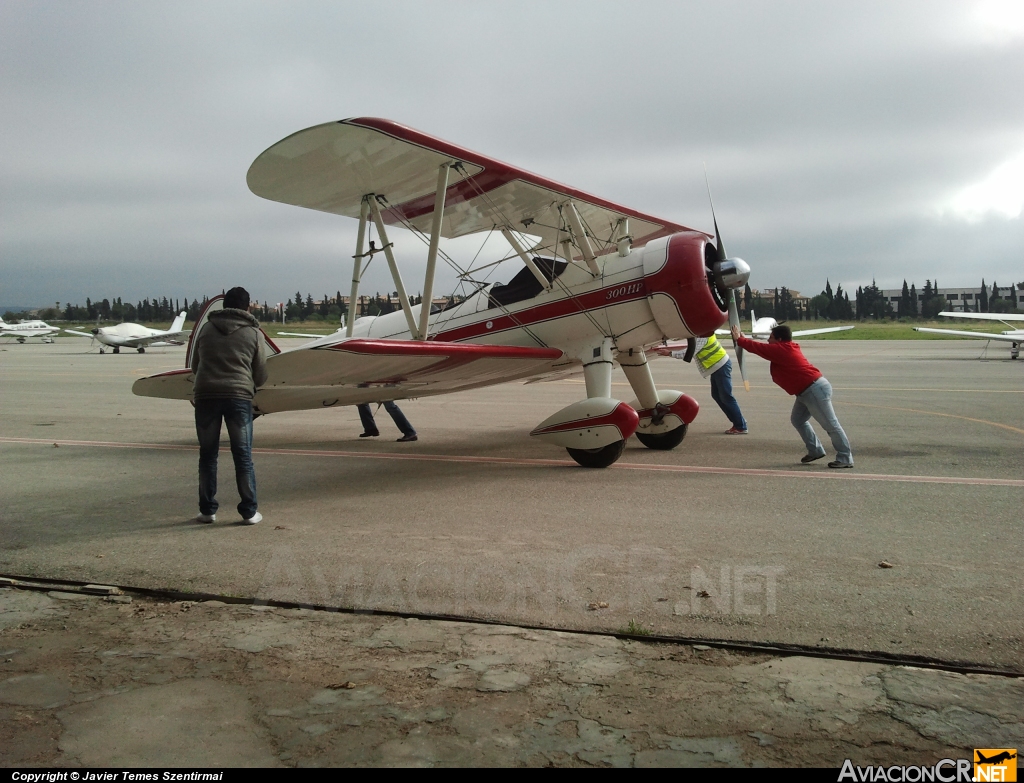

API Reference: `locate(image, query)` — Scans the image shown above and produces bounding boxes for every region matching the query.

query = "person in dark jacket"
[732,323,853,468]
[191,287,269,523]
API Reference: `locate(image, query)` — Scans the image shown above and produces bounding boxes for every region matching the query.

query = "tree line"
[738,278,1021,322]
[7,290,447,324]
[9,277,1020,325]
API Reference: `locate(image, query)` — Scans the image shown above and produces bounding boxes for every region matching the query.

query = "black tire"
[566,439,626,468]
[137,347,145,354]
[112,347,119,354]
[636,423,688,451]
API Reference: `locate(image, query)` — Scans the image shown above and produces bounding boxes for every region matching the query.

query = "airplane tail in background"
[169,312,186,332]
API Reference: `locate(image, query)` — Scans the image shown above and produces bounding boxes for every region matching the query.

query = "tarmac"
[1,336,1022,766]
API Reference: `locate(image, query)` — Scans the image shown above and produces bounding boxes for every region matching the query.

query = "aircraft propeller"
[704,171,751,391]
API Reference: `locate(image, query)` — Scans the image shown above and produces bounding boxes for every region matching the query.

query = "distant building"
[877,284,1023,313]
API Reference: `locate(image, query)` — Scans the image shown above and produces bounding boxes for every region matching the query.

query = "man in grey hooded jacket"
[190,287,268,524]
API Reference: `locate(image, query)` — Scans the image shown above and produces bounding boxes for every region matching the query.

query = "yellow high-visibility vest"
[696,334,728,372]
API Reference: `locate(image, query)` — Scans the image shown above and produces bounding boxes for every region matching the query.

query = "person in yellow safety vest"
[664,334,748,434]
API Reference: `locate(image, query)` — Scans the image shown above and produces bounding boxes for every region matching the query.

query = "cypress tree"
[979,279,988,312]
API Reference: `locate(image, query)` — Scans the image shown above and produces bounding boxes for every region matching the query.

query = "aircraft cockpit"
[487,257,567,309]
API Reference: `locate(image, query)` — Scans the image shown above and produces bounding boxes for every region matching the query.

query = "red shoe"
[724,427,748,435]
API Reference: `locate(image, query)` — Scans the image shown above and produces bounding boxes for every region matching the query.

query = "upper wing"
[246,118,699,258]
[939,311,1024,323]
[134,338,567,411]
[914,327,1022,342]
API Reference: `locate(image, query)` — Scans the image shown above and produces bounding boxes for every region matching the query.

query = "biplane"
[133,118,751,467]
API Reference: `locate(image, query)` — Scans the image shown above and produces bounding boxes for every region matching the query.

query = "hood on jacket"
[208,308,260,335]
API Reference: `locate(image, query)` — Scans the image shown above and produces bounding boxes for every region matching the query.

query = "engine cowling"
[641,232,729,340]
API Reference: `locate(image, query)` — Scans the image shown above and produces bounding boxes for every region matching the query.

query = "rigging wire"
[457,175,612,340]
[374,191,547,347]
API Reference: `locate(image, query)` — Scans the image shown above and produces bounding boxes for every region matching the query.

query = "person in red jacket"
[731,323,853,468]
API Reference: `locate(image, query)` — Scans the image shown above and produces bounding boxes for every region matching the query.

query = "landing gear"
[112,347,119,354]
[17,336,26,344]
[567,440,625,469]
[137,347,145,354]
[99,348,106,354]
[636,424,687,450]
[1012,343,1019,360]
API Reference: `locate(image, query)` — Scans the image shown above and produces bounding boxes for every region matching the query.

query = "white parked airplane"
[914,311,1023,359]
[66,312,190,353]
[0,317,61,343]
[134,117,757,468]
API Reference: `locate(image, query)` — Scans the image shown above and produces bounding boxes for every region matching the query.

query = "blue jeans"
[710,360,747,430]
[791,378,853,465]
[195,398,257,518]
[358,401,416,437]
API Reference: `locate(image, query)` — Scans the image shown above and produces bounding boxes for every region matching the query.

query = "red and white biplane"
[133,118,751,467]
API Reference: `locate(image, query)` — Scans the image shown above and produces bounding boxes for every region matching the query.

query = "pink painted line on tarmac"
[3,436,1022,487]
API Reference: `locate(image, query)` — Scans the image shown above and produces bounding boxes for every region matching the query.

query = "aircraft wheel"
[99,348,105,354]
[17,337,26,344]
[112,347,119,354]
[137,347,145,353]
[636,423,688,451]
[566,439,626,468]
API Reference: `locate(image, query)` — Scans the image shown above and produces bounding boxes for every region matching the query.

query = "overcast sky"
[2,0,1023,310]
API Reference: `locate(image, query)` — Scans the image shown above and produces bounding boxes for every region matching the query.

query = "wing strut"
[346,198,370,337]
[501,228,553,292]
[563,201,600,276]
[369,195,421,340]
[418,162,451,340]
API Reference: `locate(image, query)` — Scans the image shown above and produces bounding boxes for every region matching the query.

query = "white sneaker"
[242,511,262,525]
[196,513,216,523]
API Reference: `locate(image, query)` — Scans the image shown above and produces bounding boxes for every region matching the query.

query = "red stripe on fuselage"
[434,283,650,343]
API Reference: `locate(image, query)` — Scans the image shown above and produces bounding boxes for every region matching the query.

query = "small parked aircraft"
[0,317,61,343]
[66,312,190,354]
[914,311,1023,359]
[134,118,753,467]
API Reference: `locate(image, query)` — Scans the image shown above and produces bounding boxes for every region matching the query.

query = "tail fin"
[169,311,186,333]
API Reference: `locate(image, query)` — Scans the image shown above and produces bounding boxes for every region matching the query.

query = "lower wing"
[914,327,1021,342]
[122,329,191,348]
[134,338,566,411]
[789,325,855,338]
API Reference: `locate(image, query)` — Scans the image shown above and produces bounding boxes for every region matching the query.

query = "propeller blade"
[727,290,750,391]
[704,164,726,263]
[706,164,749,390]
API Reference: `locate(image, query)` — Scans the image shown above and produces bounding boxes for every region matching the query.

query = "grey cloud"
[2,1,1022,307]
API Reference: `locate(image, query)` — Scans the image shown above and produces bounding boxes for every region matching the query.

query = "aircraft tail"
[169,311,186,333]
